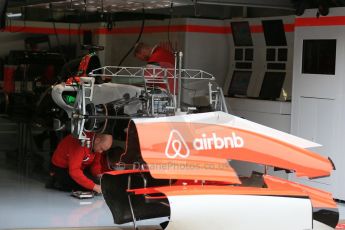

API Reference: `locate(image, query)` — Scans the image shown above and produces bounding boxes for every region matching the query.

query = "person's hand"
[93,184,102,194]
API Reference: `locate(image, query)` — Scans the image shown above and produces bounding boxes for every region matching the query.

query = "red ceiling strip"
[97,24,293,34]
[296,16,345,27]
[284,23,295,32]
[250,25,263,33]
[96,25,182,34]
[96,25,231,34]
[185,25,231,34]
[251,23,295,33]
[3,23,294,35]
[4,26,81,34]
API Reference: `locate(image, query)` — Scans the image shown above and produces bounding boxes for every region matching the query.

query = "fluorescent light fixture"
[6,13,22,18]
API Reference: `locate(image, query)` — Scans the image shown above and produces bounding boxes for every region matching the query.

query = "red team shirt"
[52,134,102,190]
[147,46,175,68]
[147,46,177,92]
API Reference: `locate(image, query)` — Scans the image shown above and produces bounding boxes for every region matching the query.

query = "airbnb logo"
[165,130,244,159]
[193,132,244,150]
[165,129,190,159]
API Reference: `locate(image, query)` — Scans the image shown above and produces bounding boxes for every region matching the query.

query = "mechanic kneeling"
[47,133,113,194]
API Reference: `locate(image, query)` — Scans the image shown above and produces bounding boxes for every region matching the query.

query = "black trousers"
[50,164,99,192]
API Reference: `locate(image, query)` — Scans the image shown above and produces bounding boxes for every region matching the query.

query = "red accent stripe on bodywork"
[126,177,336,209]
[127,184,309,197]
[155,185,307,197]
[105,169,149,176]
[264,175,337,209]
[336,223,345,229]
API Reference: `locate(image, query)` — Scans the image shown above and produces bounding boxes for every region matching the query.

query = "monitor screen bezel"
[262,20,287,46]
[259,71,286,100]
[231,21,253,47]
[228,70,252,96]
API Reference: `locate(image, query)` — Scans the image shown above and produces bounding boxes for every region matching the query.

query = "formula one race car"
[52,55,338,230]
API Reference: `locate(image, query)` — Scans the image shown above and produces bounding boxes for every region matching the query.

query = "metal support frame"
[66,63,230,141]
[218,87,229,113]
[127,174,138,230]
[71,77,95,147]
[89,66,215,81]
[88,65,217,117]
[177,52,183,112]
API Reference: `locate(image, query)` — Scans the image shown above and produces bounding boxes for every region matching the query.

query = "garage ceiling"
[8,0,294,10]
[10,0,191,12]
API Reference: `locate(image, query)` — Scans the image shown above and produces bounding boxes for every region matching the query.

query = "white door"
[291,15,345,199]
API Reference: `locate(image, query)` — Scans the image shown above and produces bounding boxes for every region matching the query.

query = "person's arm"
[90,153,104,195]
[68,144,96,191]
[90,152,102,178]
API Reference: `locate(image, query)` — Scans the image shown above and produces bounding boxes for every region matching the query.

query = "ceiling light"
[6,13,22,18]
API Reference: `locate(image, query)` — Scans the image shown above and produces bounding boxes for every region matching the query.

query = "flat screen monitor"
[235,48,243,61]
[245,48,253,61]
[231,21,253,46]
[228,71,252,96]
[302,39,336,75]
[278,48,288,61]
[266,48,276,61]
[259,72,285,100]
[0,0,8,29]
[262,20,287,46]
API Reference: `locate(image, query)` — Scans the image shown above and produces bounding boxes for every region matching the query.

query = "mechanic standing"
[134,42,177,93]
[47,133,113,194]
[134,42,175,68]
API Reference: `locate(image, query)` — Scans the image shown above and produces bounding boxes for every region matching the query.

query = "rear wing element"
[130,111,333,181]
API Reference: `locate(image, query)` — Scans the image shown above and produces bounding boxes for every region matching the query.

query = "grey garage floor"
[0,152,165,230]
